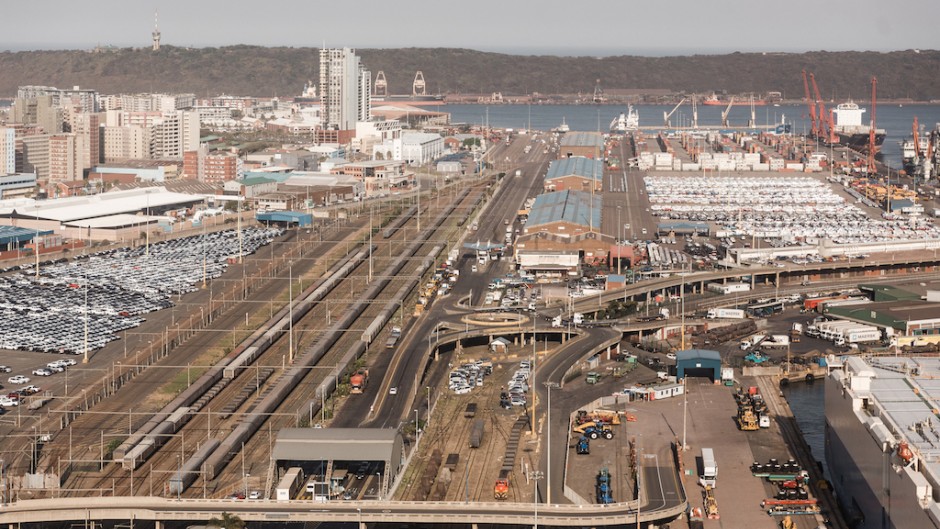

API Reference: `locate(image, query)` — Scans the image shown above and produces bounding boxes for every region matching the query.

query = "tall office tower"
[0,128,14,175]
[319,48,371,130]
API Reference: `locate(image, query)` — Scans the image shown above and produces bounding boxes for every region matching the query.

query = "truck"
[574,425,614,440]
[740,334,766,350]
[385,327,402,348]
[762,335,790,348]
[585,372,601,385]
[790,323,803,343]
[720,368,734,386]
[637,308,670,322]
[349,370,369,394]
[707,308,745,319]
[699,448,718,488]
[494,470,511,500]
[276,467,304,501]
[469,419,485,448]
[514,169,522,177]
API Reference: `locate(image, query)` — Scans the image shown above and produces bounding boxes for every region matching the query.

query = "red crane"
[801,69,817,137]
[810,73,837,144]
[868,77,878,174]
[913,117,923,159]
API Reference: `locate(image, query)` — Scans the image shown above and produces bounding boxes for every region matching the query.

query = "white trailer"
[707,308,745,319]
[707,282,751,295]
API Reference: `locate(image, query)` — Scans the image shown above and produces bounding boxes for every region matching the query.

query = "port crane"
[811,74,838,144]
[374,71,388,97]
[413,71,426,96]
[801,69,818,137]
[663,98,686,127]
[691,95,698,128]
[720,97,735,127]
[867,76,878,174]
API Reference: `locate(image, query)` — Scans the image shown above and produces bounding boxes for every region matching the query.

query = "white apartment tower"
[319,48,371,130]
[0,128,15,175]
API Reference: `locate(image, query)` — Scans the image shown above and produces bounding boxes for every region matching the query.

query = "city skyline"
[1,0,936,56]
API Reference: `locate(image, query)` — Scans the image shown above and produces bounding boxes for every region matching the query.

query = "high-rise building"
[319,48,371,131]
[0,127,15,175]
[22,133,79,183]
[102,126,149,162]
[17,85,98,113]
[183,146,240,183]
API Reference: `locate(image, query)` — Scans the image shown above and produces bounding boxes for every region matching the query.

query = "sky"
[1,0,936,56]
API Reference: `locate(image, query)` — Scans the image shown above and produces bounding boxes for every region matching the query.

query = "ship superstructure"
[826,355,940,528]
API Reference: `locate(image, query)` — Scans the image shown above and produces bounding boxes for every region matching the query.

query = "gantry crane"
[810,73,837,144]
[801,69,818,137]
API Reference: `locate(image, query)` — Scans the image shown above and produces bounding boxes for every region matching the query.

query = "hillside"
[0,46,938,101]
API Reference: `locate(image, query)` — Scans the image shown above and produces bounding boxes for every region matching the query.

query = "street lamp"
[175,454,181,501]
[528,470,544,529]
[356,507,362,529]
[543,381,559,504]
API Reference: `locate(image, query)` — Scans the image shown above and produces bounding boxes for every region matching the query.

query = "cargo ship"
[831,101,886,154]
[702,93,766,106]
[826,355,940,528]
[900,123,938,178]
[609,105,639,133]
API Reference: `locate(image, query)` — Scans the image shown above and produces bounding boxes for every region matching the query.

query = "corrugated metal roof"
[526,190,602,230]
[0,226,52,245]
[827,301,940,331]
[0,187,206,223]
[240,176,276,187]
[273,428,401,462]
[676,349,722,362]
[560,131,604,148]
[545,157,604,182]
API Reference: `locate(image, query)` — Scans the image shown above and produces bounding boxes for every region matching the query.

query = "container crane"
[691,94,699,129]
[663,98,686,127]
[747,95,756,128]
[720,96,735,127]
[801,70,818,137]
[867,77,878,175]
[810,73,837,144]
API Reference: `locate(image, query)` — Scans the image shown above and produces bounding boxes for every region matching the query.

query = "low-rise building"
[222,176,278,199]
[543,157,603,192]
[558,132,604,159]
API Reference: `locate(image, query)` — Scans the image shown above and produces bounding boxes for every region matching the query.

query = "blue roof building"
[544,157,604,192]
[524,190,602,233]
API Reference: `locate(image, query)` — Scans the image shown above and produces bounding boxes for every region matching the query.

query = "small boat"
[552,117,570,133]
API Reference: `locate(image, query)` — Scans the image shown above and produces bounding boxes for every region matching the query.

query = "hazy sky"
[1,0,935,55]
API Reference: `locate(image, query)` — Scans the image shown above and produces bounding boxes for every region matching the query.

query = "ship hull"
[836,131,886,153]
[702,100,767,106]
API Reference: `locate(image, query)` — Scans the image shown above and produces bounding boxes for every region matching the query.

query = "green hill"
[0,46,937,101]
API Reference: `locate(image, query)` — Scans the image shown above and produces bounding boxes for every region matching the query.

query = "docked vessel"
[831,101,886,154]
[702,93,766,106]
[552,117,570,134]
[900,122,938,178]
[826,355,940,528]
[609,105,639,133]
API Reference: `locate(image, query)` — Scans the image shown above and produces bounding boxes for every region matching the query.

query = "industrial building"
[543,157,604,192]
[515,190,613,268]
[675,349,722,381]
[558,132,604,159]
[272,428,402,501]
[826,301,940,338]
[657,221,710,236]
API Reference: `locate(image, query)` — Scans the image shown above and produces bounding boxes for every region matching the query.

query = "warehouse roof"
[0,226,53,246]
[827,301,940,331]
[273,428,401,463]
[676,349,722,362]
[859,284,922,302]
[545,157,604,182]
[256,211,313,227]
[0,187,206,223]
[559,131,604,149]
[527,190,602,230]
[240,176,276,187]
[65,214,163,229]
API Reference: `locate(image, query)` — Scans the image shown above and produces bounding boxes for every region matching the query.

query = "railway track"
[53,184,482,499]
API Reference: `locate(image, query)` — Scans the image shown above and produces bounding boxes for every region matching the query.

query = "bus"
[746,300,785,317]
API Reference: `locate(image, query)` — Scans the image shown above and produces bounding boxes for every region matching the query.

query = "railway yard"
[2,128,940,529]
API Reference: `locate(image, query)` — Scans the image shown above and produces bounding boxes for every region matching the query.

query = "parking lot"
[0,227,283,356]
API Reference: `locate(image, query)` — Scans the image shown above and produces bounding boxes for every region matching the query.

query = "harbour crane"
[801,69,818,137]
[413,71,426,96]
[663,98,686,127]
[867,76,878,175]
[374,71,388,97]
[747,95,756,128]
[810,73,837,144]
[720,96,735,127]
[691,94,699,128]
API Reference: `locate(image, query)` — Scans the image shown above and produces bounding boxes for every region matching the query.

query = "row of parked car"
[500,361,531,408]
[449,360,494,395]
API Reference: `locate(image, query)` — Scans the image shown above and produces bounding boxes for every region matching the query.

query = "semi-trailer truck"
[707,308,745,319]
[700,448,718,488]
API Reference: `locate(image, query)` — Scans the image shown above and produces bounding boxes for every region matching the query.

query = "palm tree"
[207,512,245,529]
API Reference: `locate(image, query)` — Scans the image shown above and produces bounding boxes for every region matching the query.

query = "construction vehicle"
[576,436,590,455]
[766,504,821,516]
[744,351,768,364]
[780,515,797,529]
[596,468,613,504]
[349,370,369,394]
[493,470,511,500]
[703,485,720,519]
[737,407,759,431]
[573,424,614,440]
[575,410,621,426]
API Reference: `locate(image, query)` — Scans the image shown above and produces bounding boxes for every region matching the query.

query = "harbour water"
[782,380,829,480]
[446,103,940,169]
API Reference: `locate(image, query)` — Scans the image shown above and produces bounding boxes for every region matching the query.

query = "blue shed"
[256,211,313,227]
[676,349,722,381]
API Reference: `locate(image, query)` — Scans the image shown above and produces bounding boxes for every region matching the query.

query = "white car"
[32,368,53,377]
[389,387,398,395]
[8,375,29,384]
[665,353,677,360]
[0,397,19,407]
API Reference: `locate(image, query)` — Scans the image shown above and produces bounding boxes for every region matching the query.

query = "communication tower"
[152,11,161,51]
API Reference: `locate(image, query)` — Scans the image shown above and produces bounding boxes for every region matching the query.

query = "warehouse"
[676,349,722,382]
[558,132,604,159]
[272,428,402,501]
[515,191,613,266]
[543,157,604,192]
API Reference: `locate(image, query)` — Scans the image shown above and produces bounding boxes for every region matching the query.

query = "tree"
[208,512,245,529]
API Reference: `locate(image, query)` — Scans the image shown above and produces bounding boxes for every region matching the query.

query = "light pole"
[543,381,559,504]
[414,409,419,442]
[617,205,622,275]
[288,261,294,363]
[175,454,181,501]
[528,470,544,529]
[356,507,362,529]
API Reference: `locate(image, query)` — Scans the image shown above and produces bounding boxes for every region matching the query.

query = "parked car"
[0,366,12,373]
[8,375,29,384]
[32,368,53,377]
[0,397,19,407]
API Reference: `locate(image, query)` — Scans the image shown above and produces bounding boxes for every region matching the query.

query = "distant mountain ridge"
[0,46,937,101]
